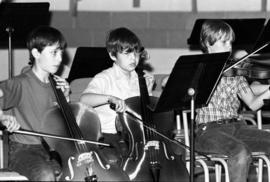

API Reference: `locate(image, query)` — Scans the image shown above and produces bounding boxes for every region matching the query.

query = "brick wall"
[50,11,270,49]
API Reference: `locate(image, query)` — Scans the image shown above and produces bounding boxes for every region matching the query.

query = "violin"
[224,58,270,79]
[223,43,270,79]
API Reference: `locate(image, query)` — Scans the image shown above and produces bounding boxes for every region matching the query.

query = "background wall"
[0,0,269,81]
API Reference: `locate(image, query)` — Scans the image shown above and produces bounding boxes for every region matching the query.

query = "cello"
[40,74,129,181]
[118,66,189,181]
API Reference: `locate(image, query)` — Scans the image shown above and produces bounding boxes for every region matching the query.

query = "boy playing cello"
[0,26,69,181]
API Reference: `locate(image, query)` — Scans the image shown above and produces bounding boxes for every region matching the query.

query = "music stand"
[0,2,50,78]
[149,52,230,112]
[67,47,113,83]
[149,52,231,182]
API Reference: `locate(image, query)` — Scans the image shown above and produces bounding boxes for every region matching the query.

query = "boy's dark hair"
[106,27,142,57]
[26,26,67,65]
[200,20,235,53]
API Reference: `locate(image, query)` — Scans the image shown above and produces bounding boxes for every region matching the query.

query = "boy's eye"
[222,41,230,45]
[51,49,62,56]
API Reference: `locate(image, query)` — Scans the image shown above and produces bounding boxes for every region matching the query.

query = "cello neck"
[136,68,152,125]
[49,74,70,111]
[48,74,83,140]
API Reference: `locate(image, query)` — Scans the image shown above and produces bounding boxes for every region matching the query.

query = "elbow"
[79,94,96,107]
[249,105,258,111]
[248,102,261,111]
[79,94,87,104]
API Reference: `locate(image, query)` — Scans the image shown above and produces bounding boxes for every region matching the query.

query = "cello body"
[42,102,129,181]
[119,96,189,181]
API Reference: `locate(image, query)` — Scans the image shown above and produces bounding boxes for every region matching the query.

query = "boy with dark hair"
[80,27,154,165]
[0,26,69,181]
[195,20,270,182]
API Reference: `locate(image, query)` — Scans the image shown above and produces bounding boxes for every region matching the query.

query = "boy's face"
[207,35,232,53]
[33,43,63,74]
[112,50,140,73]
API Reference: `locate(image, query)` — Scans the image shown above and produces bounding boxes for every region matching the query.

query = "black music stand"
[187,18,266,51]
[0,2,50,78]
[149,52,231,182]
[67,47,113,83]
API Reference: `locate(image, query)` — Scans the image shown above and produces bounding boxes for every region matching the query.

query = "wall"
[0,0,269,80]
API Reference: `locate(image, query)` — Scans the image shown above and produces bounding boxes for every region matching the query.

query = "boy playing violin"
[0,26,70,181]
[195,19,270,182]
[80,27,154,165]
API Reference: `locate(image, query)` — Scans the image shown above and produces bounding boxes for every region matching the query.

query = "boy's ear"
[204,42,211,52]
[205,41,210,48]
[31,48,40,59]
[108,52,117,62]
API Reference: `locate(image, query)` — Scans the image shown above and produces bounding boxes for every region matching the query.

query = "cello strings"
[125,109,179,144]
[49,74,90,152]
[124,109,211,159]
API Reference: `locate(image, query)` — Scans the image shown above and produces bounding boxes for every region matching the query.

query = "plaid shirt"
[196,75,250,124]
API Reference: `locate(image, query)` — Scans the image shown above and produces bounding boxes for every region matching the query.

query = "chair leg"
[195,159,210,182]
[253,154,270,182]
[186,159,211,182]
[211,157,229,182]
[2,130,9,169]
[215,164,222,182]
[257,159,263,182]
[0,131,3,169]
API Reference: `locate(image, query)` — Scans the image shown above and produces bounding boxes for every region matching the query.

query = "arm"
[80,93,111,107]
[250,82,269,95]
[144,72,155,93]
[239,85,270,111]
[80,93,126,113]
[0,88,20,132]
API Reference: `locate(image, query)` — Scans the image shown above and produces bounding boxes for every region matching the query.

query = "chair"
[241,110,270,182]
[70,77,92,102]
[0,131,4,169]
[0,118,28,181]
[179,109,270,182]
[176,110,229,182]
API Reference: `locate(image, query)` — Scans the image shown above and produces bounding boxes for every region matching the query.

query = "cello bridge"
[144,140,160,150]
[77,152,94,166]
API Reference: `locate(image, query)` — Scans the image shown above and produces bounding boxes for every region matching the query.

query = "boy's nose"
[226,44,232,52]
[56,53,62,63]
[129,52,136,59]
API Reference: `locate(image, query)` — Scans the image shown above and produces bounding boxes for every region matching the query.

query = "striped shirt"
[196,76,249,124]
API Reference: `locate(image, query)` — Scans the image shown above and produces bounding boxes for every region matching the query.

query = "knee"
[33,167,56,181]
[232,147,251,166]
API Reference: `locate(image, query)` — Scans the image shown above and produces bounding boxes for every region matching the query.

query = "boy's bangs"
[57,40,67,50]
[35,35,66,51]
[220,28,235,42]
[216,30,233,42]
[47,37,66,50]
[119,42,140,53]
